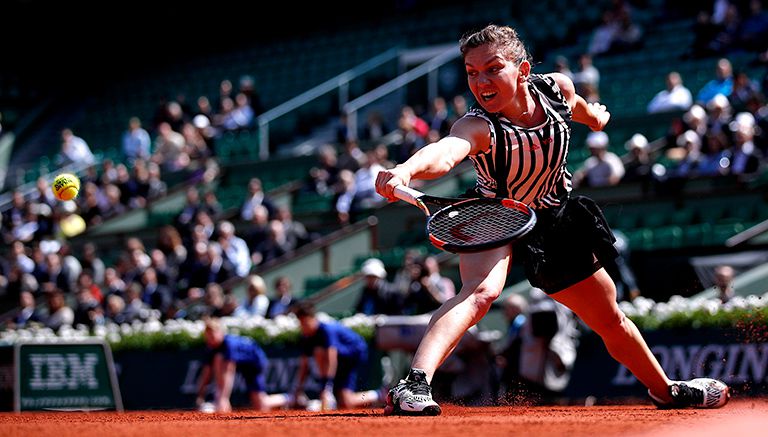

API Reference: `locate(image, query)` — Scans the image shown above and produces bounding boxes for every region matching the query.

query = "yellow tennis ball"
[52,173,80,201]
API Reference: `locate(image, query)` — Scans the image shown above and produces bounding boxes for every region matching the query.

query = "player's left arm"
[196,363,212,407]
[220,360,237,400]
[319,347,338,410]
[550,72,610,132]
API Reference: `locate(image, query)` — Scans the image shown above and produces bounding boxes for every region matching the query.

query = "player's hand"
[215,398,232,413]
[319,388,337,411]
[376,164,412,202]
[586,102,610,131]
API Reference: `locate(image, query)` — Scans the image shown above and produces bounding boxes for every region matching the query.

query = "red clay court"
[2,399,767,437]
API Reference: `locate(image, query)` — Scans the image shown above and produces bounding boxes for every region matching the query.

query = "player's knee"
[472,284,501,311]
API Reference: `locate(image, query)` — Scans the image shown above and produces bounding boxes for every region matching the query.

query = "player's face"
[465,44,526,114]
[299,317,318,336]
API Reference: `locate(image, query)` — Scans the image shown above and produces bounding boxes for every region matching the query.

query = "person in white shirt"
[122,116,152,162]
[573,131,625,188]
[60,128,95,165]
[217,220,252,278]
[647,71,693,114]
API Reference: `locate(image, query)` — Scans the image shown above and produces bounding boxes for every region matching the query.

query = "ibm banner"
[13,340,123,411]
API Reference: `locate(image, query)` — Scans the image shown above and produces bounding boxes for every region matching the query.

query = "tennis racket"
[393,185,537,254]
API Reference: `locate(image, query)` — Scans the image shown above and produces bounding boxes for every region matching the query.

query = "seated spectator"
[58,128,95,166]
[216,220,252,278]
[44,288,74,331]
[698,131,731,176]
[587,10,621,56]
[696,58,734,106]
[726,112,763,178]
[252,220,292,265]
[353,150,387,212]
[706,93,733,136]
[728,71,763,111]
[178,242,232,291]
[712,265,736,303]
[666,130,704,178]
[266,276,299,319]
[622,134,653,190]
[552,55,573,80]
[139,267,173,318]
[427,96,451,137]
[421,255,456,302]
[104,294,138,324]
[231,92,255,130]
[274,205,311,249]
[8,290,43,329]
[333,169,357,225]
[73,286,104,328]
[402,256,445,315]
[240,178,276,221]
[235,274,270,318]
[201,282,227,318]
[337,139,366,173]
[361,111,390,142]
[122,116,152,163]
[394,105,429,162]
[304,144,340,195]
[571,54,600,97]
[152,122,189,172]
[355,258,402,315]
[572,132,625,188]
[647,72,693,114]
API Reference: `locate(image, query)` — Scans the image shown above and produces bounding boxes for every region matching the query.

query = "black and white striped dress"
[464,74,573,210]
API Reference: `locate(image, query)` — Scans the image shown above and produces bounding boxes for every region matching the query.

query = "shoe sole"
[388,403,442,416]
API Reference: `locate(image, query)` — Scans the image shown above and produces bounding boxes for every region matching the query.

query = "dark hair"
[291,301,315,318]
[459,24,530,64]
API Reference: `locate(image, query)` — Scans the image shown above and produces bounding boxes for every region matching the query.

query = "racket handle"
[392,185,423,206]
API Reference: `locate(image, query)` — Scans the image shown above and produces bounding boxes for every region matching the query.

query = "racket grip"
[392,185,423,206]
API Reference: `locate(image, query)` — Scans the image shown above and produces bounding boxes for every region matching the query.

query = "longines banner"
[565,328,768,399]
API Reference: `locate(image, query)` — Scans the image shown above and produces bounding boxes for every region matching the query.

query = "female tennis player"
[375,24,730,415]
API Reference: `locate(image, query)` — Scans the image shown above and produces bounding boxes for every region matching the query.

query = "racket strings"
[428,201,532,245]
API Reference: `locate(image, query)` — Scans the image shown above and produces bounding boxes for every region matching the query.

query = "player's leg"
[412,244,513,379]
[386,244,512,415]
[550,268,730,408]
[245,365,290,411]
[549,268,672,400]
[334,357,383,408]
[251,391,293,411]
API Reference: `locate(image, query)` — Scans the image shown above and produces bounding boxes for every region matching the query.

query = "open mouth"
[480,91,497,102]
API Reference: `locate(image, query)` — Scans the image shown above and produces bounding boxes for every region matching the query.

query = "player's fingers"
[375,171,396,200]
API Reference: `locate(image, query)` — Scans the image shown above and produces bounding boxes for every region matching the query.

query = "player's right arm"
[551,72,610,132]
[294,355,310,396]
[375,116,490,200]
